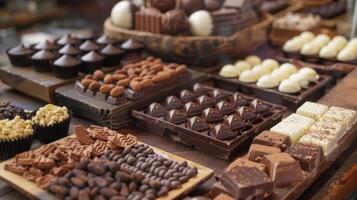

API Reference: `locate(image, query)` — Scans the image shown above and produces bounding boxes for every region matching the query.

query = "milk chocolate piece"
[192,83,210,96]
[96,35,118,45]
[167,109,187,124]
[204,0,223,11]
[203,108,222,123]
[232,92,248,107]
[227,158,266,172]
[79,40,100,52]
[248,144,281,162]
[253,131,291,150]
[58,44,80,56]
[135,8,163,34]
[262,152,303,187]
[225,114,245,131]
[216,101,235,115]
[180,90,196,103]
[120,39,144,50]
[237,106,257,121]
[187,116,210,132]
[220,166,273,199]
[150,0,176,13]
[162,10,189,35]
[212,89,230,102]
[210,124,236,140]
[34,40,57,50]
[285,143,323,172]
[250,99,269,114]
[57,34,79,46]
[148,103,167,117]
[165,96,183,110]
[180,0,205,15]
[184,102,202,117]
[197,95,216,109]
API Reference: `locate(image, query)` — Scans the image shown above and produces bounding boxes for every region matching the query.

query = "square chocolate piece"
[220,166,273,199]
[285,143,323,172]
[253,130,291,150]
[262,152,303,187]
[248,144,281,162]
[226,158,266,172]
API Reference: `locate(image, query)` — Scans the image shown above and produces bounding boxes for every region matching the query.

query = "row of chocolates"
[214,101,357,199]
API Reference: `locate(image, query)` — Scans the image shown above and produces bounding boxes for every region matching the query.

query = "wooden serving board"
[0,66,118,103]
[55,69,205,130]
[0,135,214,200]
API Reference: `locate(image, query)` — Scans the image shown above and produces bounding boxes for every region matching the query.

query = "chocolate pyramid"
[147,103,167,117]
[225,114,245,131]
[165,96,183,110]
[180,89,196,103]
[237,106,257,121]
[250,99,269,114]
[187,116,210,132]
[233,92,248,107]
[184,102,202,117]
[210,124,236,140]
[212,89,230,102]
[197,95,216,109]
[192,83,210,96]
[167,109,187,124]
[203,108,223,123]
[216,101,235,115]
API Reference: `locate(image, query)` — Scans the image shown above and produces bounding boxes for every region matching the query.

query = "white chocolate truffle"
[239,70,259,83]
[245,55,261,66]
[319,46,338,58]
[289,73,309,88]
[270,68,290,82]
[189,10,213,36]
[330,36,348,50]
[298,67,319,82]
[346,38,357,51]
[314,34,330,46]
[301,43,320,55]
[337,48,357,61]
[257,75,279,88]
[279,63,298,75]
[234,60,251,73]
[278,79,301,93]
[261,59,279,71]
[111,1,133,29]
[283,39,303,52]
[300,31,315,41]
[219,64,239,78]
[252,65,270,77]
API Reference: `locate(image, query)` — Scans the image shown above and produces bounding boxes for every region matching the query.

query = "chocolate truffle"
[165,95,183,110]
[180,89,196,103]
[212,89,230,101]
[30,50,57,72]
[96,35,118,45]
[204,0,222,11]
[7,43,32,67]
[56,34,79,46]
[120,39,144,50]
[225,114,245,131]
[233,92,248,107]
[192,83,210,96]
[250,99,269,114]
[188,10,213,36]
[210,124,236,140]
[162,10,189,35]
[184,102,202,117]
[237,106,257,121]
[81,51,104,74]
[180,0,205,15]
[100,44,125,66]
[150,0,176,13]
[34,40,57,51]
[167,109,187,124]
[79,40,101,53]
[216,101,235,115]
[202,108,222,123]
[186,116,210,132]
[148,103,167,117]
[52,55,81,79]
[58,44,81,56]
[197,95,216,109]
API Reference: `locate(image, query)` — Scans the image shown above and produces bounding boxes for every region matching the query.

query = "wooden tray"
[0,66,118,103]
[0,135,214,200]
[210,120,357,200]
[55,69,205,130]
[104,14,273,67]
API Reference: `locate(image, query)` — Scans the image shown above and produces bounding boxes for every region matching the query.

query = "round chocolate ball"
[204,0,222,11]
[150,0,176,13]
[163,10,190,35]
[180,0,205,15]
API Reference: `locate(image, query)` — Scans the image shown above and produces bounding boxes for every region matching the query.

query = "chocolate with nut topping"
[253,130,291,150]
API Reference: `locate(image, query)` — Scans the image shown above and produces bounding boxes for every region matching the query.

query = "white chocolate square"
[282,113,315,129]
[310,119,347,139]
[299,131,337,156]
[270,122,308,143]
[322,106,357,127]
[297,101,329,121]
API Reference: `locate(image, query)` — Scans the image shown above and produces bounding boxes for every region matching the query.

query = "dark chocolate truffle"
[180,89,196,103]
[34,40,57,50]
[216,101,235,115]
[53,55,81,66]
[202,108,222,123]
[79,40,101,52]
[150,0,176,13]
[212,89,230,102]
[179,0,205,15]
[100,44,125,66]
[7,43,32,67]
[56,34,79,46]
[225,114,245,131]
[187,116,210,132]
[162,10,189,35]
[58,44,81,56]
[120,39,144,50]
[148,103,167,117]
[165,96,183,110]
[52,55,81,79]
[197,95,216,109]
[167,109,187,124]
[192,83,210,96]
[250,99,269,114]
[210,124,236,140]
[96,35,118,45]
[184,102,202,117]
[237,106,257,121]
[233,92,248,107]
[81,51,105,74]
[204,0,222,11]
[30,50,57,72]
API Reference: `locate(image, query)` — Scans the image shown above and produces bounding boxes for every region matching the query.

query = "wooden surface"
[0,136,213,200]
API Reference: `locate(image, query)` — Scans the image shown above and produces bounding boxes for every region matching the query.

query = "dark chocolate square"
[285,143,323,172]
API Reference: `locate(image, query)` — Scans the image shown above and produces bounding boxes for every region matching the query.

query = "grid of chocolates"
[215,102,357,199]
[283,32,357,65]
[111,0,261,37]
[6,34,144,79]
[132,83,286,158]
[76,56,188,104]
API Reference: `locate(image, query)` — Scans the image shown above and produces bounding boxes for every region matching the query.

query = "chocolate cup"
[6,49,31,67]
[31,58,56,73]
[33,110,72,143]
[51,62,81,79]
[81,60,104,74]
[102,54,123,67]
[0,134,34,161]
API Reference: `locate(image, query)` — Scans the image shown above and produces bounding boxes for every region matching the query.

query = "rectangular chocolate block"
[220,166,273,199]
[253,130,291,150]
[135,8,163,34]
[248,144,281,162]
[262,152,303,187]
[285,143,323,172]
[226,158,266,172]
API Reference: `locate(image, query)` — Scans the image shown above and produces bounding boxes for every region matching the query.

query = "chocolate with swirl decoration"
[110,134,138,148]
[91,140,108,157]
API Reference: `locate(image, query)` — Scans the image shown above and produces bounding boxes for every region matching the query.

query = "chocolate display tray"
[132,85,286,160]
[210,121,357,200]
[212,74,333,111]
[55,69,205,129]
[0,66,118,103]
[0,135,214,200]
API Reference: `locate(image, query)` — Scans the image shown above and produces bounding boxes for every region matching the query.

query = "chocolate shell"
[58,44,81,56]
[203,108,222,123]
[237,106,257,121]
[148,103,167,117]
[167,109,187,124]
[187,116,210,132]
[216,101,235,115]
[34,40,57,50]
[233,92,248,107]
[184,102,202,117]
[197,95,216,109]
[250,99,269,114]
[79,40,100,52]
[180,89,196,103]
[225,114,245,131]
[162,10,189,35]
[165,96,183,110]
[210,124,236,140]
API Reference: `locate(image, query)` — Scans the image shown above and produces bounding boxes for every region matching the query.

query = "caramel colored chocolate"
[285,143,323,172]
[135,8,163,34]
[226,158,266,172]
[248,144,281,162]
[253,130,291,150]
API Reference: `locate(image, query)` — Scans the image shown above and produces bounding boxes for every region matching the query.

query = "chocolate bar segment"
[248,144,281,162]
[253,130,291,150]
[226,158,266,172]
[285,143,323,172]
[220,166,273,199]
[262,152,303,187]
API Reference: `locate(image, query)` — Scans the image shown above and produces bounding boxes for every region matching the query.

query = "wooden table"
[0,68,356,199]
